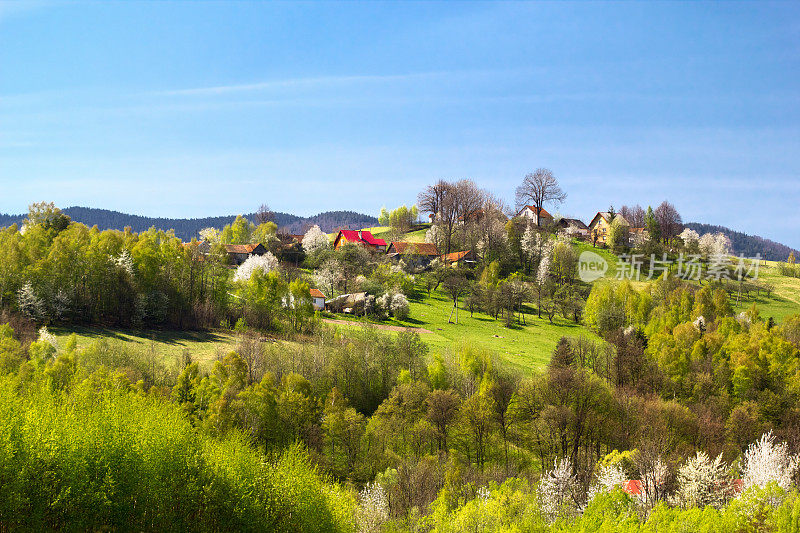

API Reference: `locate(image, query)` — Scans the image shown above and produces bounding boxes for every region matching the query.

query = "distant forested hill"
[685,222,798,262]
[0,207,377,240]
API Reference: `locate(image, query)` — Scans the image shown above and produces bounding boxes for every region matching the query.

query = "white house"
[515,205,554,226]
[310,288,326,311]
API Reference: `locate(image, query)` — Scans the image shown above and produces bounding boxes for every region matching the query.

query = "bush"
[0,374,355,532]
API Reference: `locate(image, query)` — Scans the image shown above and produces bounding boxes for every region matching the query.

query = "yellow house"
[588,212,629,245]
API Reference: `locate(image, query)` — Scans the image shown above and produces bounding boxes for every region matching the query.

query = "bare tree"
[620,204,646,228]
[256,204,275,225]
[418,179,487,255]
[417,180,450,221]
[515,169,567,226]
[654,201,683,242]
[443,270,469,324]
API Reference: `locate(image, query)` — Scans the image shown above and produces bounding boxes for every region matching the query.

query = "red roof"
[337,230,387,247]
[623,480,642,496]
[310,288,325,298]
[518,206,553,219]
[441,250,472,262]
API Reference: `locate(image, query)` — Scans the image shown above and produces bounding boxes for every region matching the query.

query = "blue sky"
[1,1,799,248]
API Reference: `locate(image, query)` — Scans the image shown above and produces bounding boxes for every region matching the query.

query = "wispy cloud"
[155,71,462,97]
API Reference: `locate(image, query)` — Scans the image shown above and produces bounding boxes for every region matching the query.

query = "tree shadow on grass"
[51,326,231,347]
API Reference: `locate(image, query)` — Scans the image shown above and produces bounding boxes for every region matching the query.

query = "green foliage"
[0,372,354,532]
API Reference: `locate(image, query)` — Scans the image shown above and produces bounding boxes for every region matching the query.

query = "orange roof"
[310,288,325,298]
[623,480,642,496]
[388,241,440,256]
[223,244,258,254]
[441,250,471,262]
[518,206,553,219]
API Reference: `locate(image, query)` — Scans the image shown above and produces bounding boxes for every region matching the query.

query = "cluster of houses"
[185,207,640,313]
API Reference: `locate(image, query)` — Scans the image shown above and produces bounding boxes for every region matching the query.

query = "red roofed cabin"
[310,288,326,311]
[440,250,477,268]
[333,230,387,252]
[224,243,266,266]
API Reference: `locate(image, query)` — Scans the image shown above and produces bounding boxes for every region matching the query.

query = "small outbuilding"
[310,288,326,311]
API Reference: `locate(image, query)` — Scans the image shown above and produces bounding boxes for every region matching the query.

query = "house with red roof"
[333,230,387,252]
[310,288,326,311]
[440,250,477,268]
[516,205,554,226]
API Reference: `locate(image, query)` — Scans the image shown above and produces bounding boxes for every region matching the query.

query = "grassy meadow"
[323,283,601,373]
[49,326,240,372]
[50,229,799,377]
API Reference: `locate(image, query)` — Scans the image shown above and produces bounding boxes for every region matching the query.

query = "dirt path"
[322,318,433,334]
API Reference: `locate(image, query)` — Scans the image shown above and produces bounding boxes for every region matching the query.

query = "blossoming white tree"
[314,259,342,298]
[356,482,389,533]
[17,283,44,321]
[302,225,329,254]
[232,252,279,282]
[679,228,700,247]
[699,232,732,258]
[675,451,729,508]
[587,463,627,503]
[37,326,59,350]
[742,431,799,491]
[538,457,579,521]
[114,250,134,276]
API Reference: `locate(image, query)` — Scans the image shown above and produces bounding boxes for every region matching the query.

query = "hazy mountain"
[685,222,799,262]
[0,207,378,240]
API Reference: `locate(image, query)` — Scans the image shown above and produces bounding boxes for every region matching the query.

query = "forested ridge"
[685,222,799,262]
[0,206,378,240]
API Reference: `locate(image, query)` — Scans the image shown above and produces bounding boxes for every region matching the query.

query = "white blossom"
[233,252,279,282]
[680,228,700,247]
[356,482,388,533]
[17,283,44,321]
[536,236,554,285]
[51,289,71,321]
[521,224,537,260]
[742,431,799,492]
[37,326,59,351]
[699,232,732,258]
[314,259,343,297]
[389,293,410,319]
[114,250,134,276]
[302,225,329,254]
[538,457,579,521]
[425,224,442,246]
[675,451,729,508]
[198,227,221,244]
[587,463,627,503]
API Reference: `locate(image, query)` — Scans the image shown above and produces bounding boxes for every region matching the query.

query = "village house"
[223,243,266,265]
[310,288,326,311]
[440,249,477,268]
[333,229,388,252]
[515,205,554,226]
[588,212,630,246]
[556,218,590,239]
[386,241,440,268]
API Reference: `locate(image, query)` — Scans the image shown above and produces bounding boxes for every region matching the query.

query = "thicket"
[0,354,355,532]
